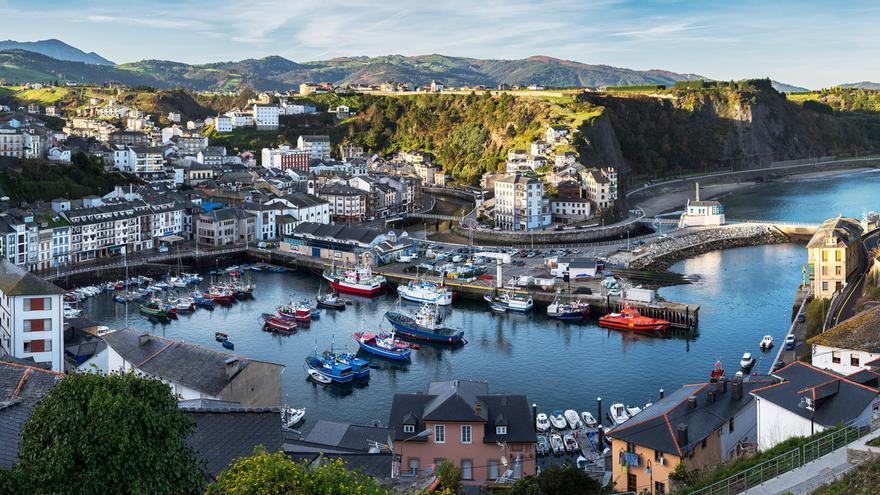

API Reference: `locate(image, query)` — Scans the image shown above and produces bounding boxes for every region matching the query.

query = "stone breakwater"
[629,225,790,271]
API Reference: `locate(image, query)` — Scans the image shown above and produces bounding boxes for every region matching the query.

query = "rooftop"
[807,217,863,249]
[0,258,64,296]
[808,305,880,353]
[0,361,63,468]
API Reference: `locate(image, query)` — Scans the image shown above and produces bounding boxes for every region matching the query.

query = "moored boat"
[281,406,305,428]
[322,266,386,296]
[536,413,551,432]
[397,280,453,306]
[262,314,297,334]
[354,332,413,361]
[139,300,172,319]
[563,433,579,453]
[581,411,597,428]
[547,298,590,321]
[550,434,565,455]
[385,304,464,345]
[484,291,533,312]
[316,291,346,309]
[608,403,629,426]
[307,368,332,384]
[564,409,582,429]
[328,351,371,379]
[214,332,229,342]
[741,352,756,370]
[305,353,353,384]
[598,304,671,333]
[549,410,567,430]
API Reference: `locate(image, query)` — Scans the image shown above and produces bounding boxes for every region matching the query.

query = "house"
[529,140,550,156]
[494,174,551,231]
[0,361,63,468]
[807,217,863,299]
[550,198,591,224]
[388,379,536,485]
[264,192,330,234]
[299,83,327,95]
[679,183,725,228]
[283,222,413,266]
[168,112,181,123]
[546,257,599,279]
[284,420,394,481]
[261,145,310,171]
[429,80,444,92]
[751,361,880,450]
[582,167,618,210]
[252,104,279,130]
[339,144,364,161]
[111,144,164,176]
[101,328,283,407]
[197,146,226,167]
[196,208,256,246]
[214,115,233,133]
[46,145,71,163]
[545,125,570,144]
[297,135,331,160]
[809,305,880,375]
[608,375,772,494]
[0,259,65,371]
[242,202,277,241]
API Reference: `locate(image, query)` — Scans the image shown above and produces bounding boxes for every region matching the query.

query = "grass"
[812,458,880,495]
[14,86,71,104]
[867,436,880,447]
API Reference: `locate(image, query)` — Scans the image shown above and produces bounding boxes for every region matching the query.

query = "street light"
[798,395,815,435]
[396,429,433,478]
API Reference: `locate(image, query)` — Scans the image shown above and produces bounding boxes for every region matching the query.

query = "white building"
[46,145,71,163]
[809,305,880,375]
[225,110,252,128]
[253,104,280,130]
[550,198,591,223]
[297,135,331,160]
[494,173,551,231]
[215,115,233,133]
[679,183,726,228]
[581,167,618,210]
[0,259,65,372]
[261,145,310,171]
[264,193,331,236]
[168,112,181,123]
[112,145,165,176]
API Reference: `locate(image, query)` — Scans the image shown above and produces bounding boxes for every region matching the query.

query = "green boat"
[139,302,170,318]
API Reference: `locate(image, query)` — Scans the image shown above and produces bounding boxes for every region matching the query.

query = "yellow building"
[806,217,863,299]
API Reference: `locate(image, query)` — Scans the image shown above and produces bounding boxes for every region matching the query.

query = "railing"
[726,219,821,228]
[687,417,879,495]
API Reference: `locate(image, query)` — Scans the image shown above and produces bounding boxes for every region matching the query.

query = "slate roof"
[0,258,64,296]
[808,306,880,353]
[103,328,282,396]
[287,452,393,481]
[202,207,254,222]
[608,377,773,456]
[751,361,879,427]
[807,217,862,249]
[303,420,393,451]
[0,362,63,468]
[285,192,328,208]
[389,380,536,444]
[292,222,383,245]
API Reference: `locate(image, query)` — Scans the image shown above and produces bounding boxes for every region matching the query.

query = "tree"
[436,459,463,494]
[6,372,204,495]
[509,465,602,495]
[206,448,390,495]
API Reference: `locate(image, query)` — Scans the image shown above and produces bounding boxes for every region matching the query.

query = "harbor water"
[80,170,879,428]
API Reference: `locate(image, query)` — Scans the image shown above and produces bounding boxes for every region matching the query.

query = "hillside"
[0,39,113,65]
[0,50,159,86]
[771,80,810,93]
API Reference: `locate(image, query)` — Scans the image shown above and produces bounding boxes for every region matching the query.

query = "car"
[785,335,797,350]
[796,313,806,324]
[772,360,786,372]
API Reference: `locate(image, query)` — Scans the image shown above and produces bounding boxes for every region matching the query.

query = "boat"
[709,360,726,382]
[214,332,228,342]
[760,335,774,350]
[205,287,235,304]
[536,413,551,432]
[550,434,565,455]
[626,405,642,418]
[397,280,453,306]
[63,305,83,318]
[581,411,597,428]
[549,410,567,430]
[329,352,371,380]
[547,299,590,321]
[112,293,131,303]
[385,304,465,345]
[536,435,551,456]
[354,332,413,361]
[741,352,756,369]
[174,297,195,312]
[305,353,353,384]
[139,301,172,319]
[608,403,629,426]
[564,410,582,429]
[322,266,386,296]
[221,340,234,350]
[598,304,671,333]
[194,295,215,309]
[563,433,579,453]
[488,303,507,314]
[483,291,533,312]
[263,314,297,334]
[307,368,332,384]
[281,406,305,428]
[316,291,346,310]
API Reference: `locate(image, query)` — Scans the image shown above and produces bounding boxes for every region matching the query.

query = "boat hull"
[598,318,670,332]
[355,339,412,361]
[548,310,589,321]
[385,312,464,345]
[327,279,385,296]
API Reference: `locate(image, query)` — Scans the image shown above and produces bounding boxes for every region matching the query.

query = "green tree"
[206,448,390,495]
[5,372,204,495]
[509,465,602,495]
[437,459,464,494]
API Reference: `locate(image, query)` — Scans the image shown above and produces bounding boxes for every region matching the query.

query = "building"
[214,115,233,133]
[297,135,331,160]
[168,112,181,123]
[0,361,62,468]
[261,145,310,172]
[608,375,771,494]
[101,328,283,407]
[0,259,65,371]
[545,125,570,144]
[264,192,330,234]
[0,125,24,158]
[109,130,150,147]
[582,167,618,210]
[252,104,280,130]
[339,144,364,161]
[196,208,255,246]
[243,202,277,241]
[752,361,880,450]
[299,83,327,95]
[282,222,413,266]
[46,145,71,163]
[679,184,725,228]
[429,80,444,92]
[284,420,394,482]
[0,210,39,269]
[112,145,165,176]
[388,379,536,485]
[318,183,368,222]
[550,198,591,224]
[494,174,551,231]
[809,305,880,375]
[807,217,863,300]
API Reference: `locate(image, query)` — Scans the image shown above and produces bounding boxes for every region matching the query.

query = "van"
[452,255,463,263]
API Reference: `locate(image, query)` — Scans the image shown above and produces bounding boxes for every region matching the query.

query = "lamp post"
[396,429,433,478]
[799,396,815,435]
[646,459,654,495]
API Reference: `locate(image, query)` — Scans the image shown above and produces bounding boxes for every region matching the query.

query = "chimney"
[659,388,665,399]
[474,400,483,416]
[732,377,743,401]
[687,395,697,409]
[677,423,688,446]
[224,358,240,380]
[138,333,150,346]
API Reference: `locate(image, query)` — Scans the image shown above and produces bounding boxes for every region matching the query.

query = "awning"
[159,235,184,243]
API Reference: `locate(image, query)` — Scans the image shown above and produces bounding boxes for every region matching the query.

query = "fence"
[687,418,879,495]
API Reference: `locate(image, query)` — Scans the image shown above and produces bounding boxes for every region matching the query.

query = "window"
[832,351,841,364]
[835,250,842,262]
[821,266,828,275]
[24,297,51,311]
[729,418,735,433]
[403,424,415,434]
[407,458,420,477]
[23,339,49,352]
[461,460,473,480]
[487,459,499,480]
[23,319,49,332]
[835,265,842,276]
[852,355,861,367]
[461,425,472,444]
[496,426,507,435]
[701,438,707,449]
[654,450,663,462]
[434,425,445,443]
[822,281,829,291]
[655,481,667,494]
[822,250,828,262]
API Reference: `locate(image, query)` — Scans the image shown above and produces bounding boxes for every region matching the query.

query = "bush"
[509,464,602,495]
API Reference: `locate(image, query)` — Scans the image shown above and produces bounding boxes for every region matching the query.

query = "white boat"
[626,405,642,418]
[550,434,565,455]
[483,291,534,312]
[549,410,567,430]
[536,413,551,432]
[760,335,774,350]
[281,406,305,428]
[609,403,629,426]
[169,277,188,288]
[63,307,82,318]
[563,432,579,453]
[564,409,582,429]
[581,411,597,428]
[175,297,195,312]
[307,368,332,384]
[397,280,453,306]
[741,352,756,369]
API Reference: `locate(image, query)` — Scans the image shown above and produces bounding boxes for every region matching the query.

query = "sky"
[2,0,878,88]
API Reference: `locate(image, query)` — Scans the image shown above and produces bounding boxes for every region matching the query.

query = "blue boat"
[385,306,464,345]
[354,331,413,361]
[327,351,370,379]
[305,353,353,384]
[194,296,215,309]
[221,340,234,350]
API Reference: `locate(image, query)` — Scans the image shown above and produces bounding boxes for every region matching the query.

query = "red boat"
[205,287,235,304]
[598,304,671,333]
[709,361,725,382]
[263,315,297,334]
[322,266,386,296]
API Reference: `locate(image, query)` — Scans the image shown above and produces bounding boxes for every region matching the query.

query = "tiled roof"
[807,217,862,249]
[0,362,63,468]
[292,222,383,245]
[0,258,64,296]
[808,306,880,353]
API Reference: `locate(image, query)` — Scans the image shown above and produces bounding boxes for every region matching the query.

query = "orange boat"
[599,304,671,333]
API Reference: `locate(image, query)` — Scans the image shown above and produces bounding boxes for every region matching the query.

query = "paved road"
[831,228,880,327]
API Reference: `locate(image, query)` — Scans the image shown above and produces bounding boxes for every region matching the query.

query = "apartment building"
[318,183,367,222]
[261,145,310,171]
[196,208,256,246]
[807,216,863,299]
[112,145,165,176]
[297,135,331,160]
[494,174,551,231]
[582,167,618,210]
[253,104,280,130]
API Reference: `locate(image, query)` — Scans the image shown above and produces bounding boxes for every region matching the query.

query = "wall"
[7,294,64,372]
[720,399,759,461]
[812,344,879,375]
[610,438,680,494]
[755,397,821,450]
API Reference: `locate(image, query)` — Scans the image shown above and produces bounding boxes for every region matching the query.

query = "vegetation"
[2,372,204,495]
[436,459,464,494]
[605,84,666,92]
[0,153,139,202]
[805,298,832,341]
[205,448,389,495]
[812,458,880,495]
[508,464,603,495]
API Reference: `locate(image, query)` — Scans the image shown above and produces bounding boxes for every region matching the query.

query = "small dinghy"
[741,352,756,370]
[536,435,551,456]
[221,340,234,350]
[307,368,332,384]
[214,332,229,342]
[581,411,597,428]
[626,405,642,418]
[563,432,579,453]
[489,303,507,314]
[550,434,565,455]
[550,410,567,430]
[536,413,551,432]
[564,409,582,429]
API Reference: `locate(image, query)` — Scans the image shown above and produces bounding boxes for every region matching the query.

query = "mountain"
[771,80,810,93]
[1,47,704,91]
[839,81,880,90]
[0,39,113,65]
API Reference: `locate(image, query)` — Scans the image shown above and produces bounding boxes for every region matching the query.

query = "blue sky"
[3,0,878,88]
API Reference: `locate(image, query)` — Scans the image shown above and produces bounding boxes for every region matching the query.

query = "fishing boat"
[536,434,551,456]
[139,300,172,319]
[194,295,215,309]
[564,410,582,429]
[112,293,131,303]
[710,360,726,382]
[278,304,311,323]
[536,413,551,432]
[608,403,629,426]
[581,411,597,428]
[316,291,346,310]
[598,304,671,333]
[305,353,353,384]
[322,265,386,296]
[214,332,229,342]
[488,303,507,314]
[397,280,453,306]
[385,303,465,345]
[307,368,332,384]
[354,332,413,361]
[281,406,305,428]
[549,410,567,430]
[484,291,533,312]
[174,297,195,312]
[547,298,590,321]
[550,434,565,455]
[328,351,371,379]
[741,352,756,370]
[205,287,235,304]
[563,433,579,453]
[263,314,297,334]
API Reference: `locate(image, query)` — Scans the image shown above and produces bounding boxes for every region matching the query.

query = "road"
[830,228,880,327]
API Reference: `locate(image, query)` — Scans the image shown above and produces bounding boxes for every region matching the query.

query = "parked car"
[796,312,806,323]
[785,335,797,350]
[772,360,786,372]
